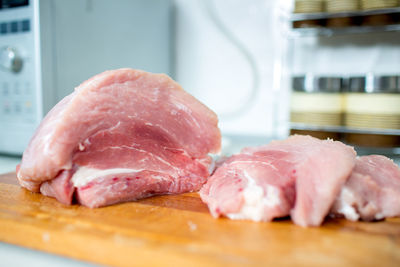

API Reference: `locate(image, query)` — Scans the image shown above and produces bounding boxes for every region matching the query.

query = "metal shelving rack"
[291,7,400,20]
[290,24,400,37]
[290,7,400,36]
[290,123,400,136]
[287,6,400,152]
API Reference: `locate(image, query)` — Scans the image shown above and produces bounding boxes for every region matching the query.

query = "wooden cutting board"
[1,172,400,267]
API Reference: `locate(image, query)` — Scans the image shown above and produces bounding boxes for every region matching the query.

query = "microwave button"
[0,23,7,34]
[21,20,30,32]
[24,82,31,94]
[14,82,20,95]
[24,101,32,113]
[3,102,11,114]
[2,84,9,95]
[10,21,18,33]
[14,102,21,113]
[0,47,23,73]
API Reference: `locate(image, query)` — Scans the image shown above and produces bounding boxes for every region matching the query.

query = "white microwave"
[0,0,172,154]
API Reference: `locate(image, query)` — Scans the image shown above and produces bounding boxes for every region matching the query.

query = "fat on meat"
[331,155,400,221]
[17,68,221,208]
[200,135,356,227]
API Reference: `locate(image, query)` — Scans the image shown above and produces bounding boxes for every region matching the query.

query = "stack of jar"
[290,75,344,140]
[292,0,400,28]
[344,75,400,146]
[294,0,400,13]
[290,74,400,147]
[325,0,359,27]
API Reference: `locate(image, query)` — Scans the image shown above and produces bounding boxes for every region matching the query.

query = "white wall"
[173,0,291,138]
[291,32,400,76]
[173,0,400,138]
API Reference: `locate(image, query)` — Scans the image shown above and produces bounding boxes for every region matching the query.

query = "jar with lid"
[292,0,325,28]
[290,75,344,139]
[344,75,400,147]
[361,0,400,26]
[325,0,359,28]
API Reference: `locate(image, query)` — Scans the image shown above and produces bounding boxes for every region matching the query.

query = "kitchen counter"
[1,135,400,266]
[0,242,97,267]
[0,155,97,266]
[1,171,400,266]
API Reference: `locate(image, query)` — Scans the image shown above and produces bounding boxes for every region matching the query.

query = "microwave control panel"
[0,1,39,154]
[0,0,173,154]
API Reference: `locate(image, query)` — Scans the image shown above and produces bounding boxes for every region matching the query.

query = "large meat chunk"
[17,69,221,208]
[331,155,400,221]
[200,135,356,227]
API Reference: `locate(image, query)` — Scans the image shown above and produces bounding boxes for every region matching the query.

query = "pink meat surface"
[331,155,400,221]
[17,69,221,208]
[200,135,356,227]
[200,151,296,222]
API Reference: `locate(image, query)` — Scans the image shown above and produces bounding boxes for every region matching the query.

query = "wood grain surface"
[1,172,400,267]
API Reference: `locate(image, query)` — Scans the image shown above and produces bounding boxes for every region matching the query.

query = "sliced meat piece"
[200,151,296,222]
[331,155,400,221]
[17,68,221,208]
[200,135,356,227]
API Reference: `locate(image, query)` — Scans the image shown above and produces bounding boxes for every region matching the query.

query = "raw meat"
[200,135,356,227]
[331,155,400,221]
[17,68,221,208]
[200,151,296,222]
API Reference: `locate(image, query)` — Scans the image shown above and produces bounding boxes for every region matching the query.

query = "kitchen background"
[1,0,400,264]
[1,0,400,174]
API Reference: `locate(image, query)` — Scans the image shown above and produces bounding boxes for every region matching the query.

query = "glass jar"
[294,0,324,14]
[344,75,400,147]
[290,75,344,139]
[325,0,360,27]
[361,0,399,10]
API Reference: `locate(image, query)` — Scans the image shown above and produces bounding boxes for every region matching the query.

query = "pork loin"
[17,69,221,208]
[200,135,356,227]
[331,155,400,221]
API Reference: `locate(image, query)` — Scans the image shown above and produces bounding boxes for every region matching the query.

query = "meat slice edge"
[75,170,203,208]
[290,138,356,227]
[200,150,297,222]
[331,155,400,221]
[200,135,357,227]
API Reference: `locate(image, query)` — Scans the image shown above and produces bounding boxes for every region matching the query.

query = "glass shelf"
[354,145,400,157]
[290,123,400,157]
[290,7,400,37]
[290,123,400,136]
[290,23,400,37]
[291,7,400,21]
